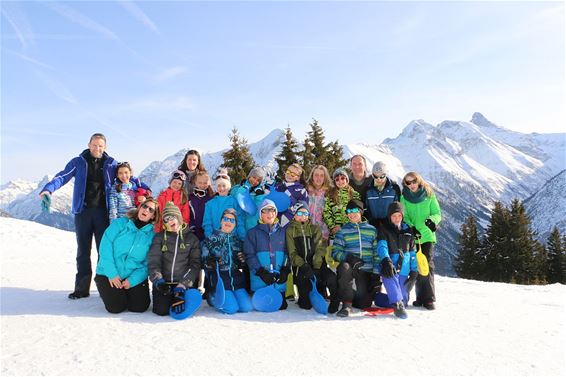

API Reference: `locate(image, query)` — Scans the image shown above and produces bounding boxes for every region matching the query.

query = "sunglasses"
[295,210,310,217]
[141,203,156,214]
[117,161,131,168]
[345,207,361,214]
[222,216,236,224]
[334,176,347,182]
[163,215,176,222]
[286,170,300,178]
[261,207,277,214]
[405,178,418,186]
[373,174,386,180]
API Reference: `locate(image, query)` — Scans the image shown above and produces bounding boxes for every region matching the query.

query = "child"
[231,166,268,232]
[201,208,252,314]
[286,201,339,313]
[147,202,201,316]
[134,188,149,207]
[332,199,406,318]
[108,162,151,222]
[274,163,309,228]
[203,170,246,239]
[324,168,361,240]
[156,170,190,232]
[188,171,214,241]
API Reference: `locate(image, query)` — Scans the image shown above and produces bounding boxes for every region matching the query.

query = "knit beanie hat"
[346,199,364,212]
[248,166,265,180]
[214,168,232,190]
[259,199,277,215]
[162,201,183,225]
[372,161,388,176]
[387,201,404,218]
[291,200,309,215]
[332,168,350,183]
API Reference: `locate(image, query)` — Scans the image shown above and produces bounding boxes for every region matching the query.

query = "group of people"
[40,133,441,318]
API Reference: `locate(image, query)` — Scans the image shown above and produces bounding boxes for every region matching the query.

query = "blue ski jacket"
[365,178,401,225]
[201,230,246,291]
[41,149,117,214]
[202,195,246,239]
[375,221,418,276]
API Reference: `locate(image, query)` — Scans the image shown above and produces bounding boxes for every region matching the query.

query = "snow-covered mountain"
[2,113,564,275]
[524,170,566,241]
[0,179,36,209]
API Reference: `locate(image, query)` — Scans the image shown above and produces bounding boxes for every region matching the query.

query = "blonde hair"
[306,165,332,193]
[403,171,434,197]
[194,171,215,197]
[127,197,161,225]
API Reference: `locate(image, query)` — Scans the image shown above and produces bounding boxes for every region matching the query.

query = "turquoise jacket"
[96,217,155,287]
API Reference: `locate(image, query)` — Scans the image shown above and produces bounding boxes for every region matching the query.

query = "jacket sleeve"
[131,176,152,193]
[108,187,118,222]
[181,202,190,226]
[41,158,77,193]
[428,194,442,225]
[179,237,201,288]
[97,219,124,279]
[244,229,262,272]
[312,226,325,270]
[332,230,347,262]
[286,227,304,268]
[202,202,213,237]
[147,232,164,282]
[400,196,413,227]
[323,198,335,230]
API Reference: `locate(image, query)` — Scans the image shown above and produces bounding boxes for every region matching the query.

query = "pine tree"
[326,140,348,175]
[299,136,314,176]
[274,126,299,177]
[546,227,566,284]
[306,119,329,167]
[300,118,347,176]
[508,199,539,284]
[454,215,482,279]
[482,201,511,282]
[222,127,255,185]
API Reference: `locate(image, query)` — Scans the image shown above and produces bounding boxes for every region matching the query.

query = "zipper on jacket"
[170,232,180,282]
[300,224,308,275]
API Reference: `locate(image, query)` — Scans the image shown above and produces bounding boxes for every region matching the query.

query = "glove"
[405,270,418,288]
[251,186,265,195]
[40,194,51,213]
[170,287,186,314]
[369,273,382,293]
[380,258,396,278]
[346,255,364,271]
[205,255,221,270]
[425,219,437,232]
[256,268,277,285]
[152,278,169,294]
[235,252,246,268]
[277,265,291,283]
[410,226,421,238]
[299,263,314,280]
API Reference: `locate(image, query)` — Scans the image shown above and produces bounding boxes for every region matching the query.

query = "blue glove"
[153,278,169,294]
[41,194,51,213]
[171,287,186,314]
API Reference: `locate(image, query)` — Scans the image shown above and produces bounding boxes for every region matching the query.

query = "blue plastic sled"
[309,276,328,315]
[220,290,239,314]
[236,191,257,215]
[252,285,282,312]
[264,186,291,213]
[170,288,203,320]
[211,263,226,309]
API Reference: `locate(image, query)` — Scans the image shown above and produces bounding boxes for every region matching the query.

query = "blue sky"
[1,1,564,183]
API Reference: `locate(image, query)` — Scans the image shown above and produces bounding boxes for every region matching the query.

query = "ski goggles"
[222,216,236,224]
[163,215,176,222]
[345,208,361,214]
[295,210,310,217]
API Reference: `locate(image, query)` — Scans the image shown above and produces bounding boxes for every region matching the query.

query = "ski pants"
[415,242,436,304]
[294,262,338,310]
[336,262,375,309]
[74,208,108,294]
[152,285,174,316]
[95,275,150,314]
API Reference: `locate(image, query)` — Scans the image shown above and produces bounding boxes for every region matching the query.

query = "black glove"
[251,186,265,195]
[256,268,277,285]
[410,226,421,238]
[369,273,382,293]
[346,255,364,270]
[277,265,291,283]
[380,258,396,278]
[153,278,170,295]
[299,263,314,280]
[205,255,222,270]
[425,218,437,232]
[235,252,246,268]
[170,287,186,314]
[405,270,417,288]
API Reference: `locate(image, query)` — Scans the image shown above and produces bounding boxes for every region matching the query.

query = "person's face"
[390,212,403,226]
[373,172,387,186]
[185,154,199,171]
[116,167,131,184]
[88,137,106,158]
[164,215,180,232]
[138,201,156,223]
[248,176,261,187]
[293,208,310,223]
[216,182,230,196]
[350,157,365,176]
[312,168,325,189]
[334,175,348,188]
[285,167,301,183]
[346,208,362,223]
[170,179,183,191]
[404,176,419,192]
[220,214,236,233]
[260,207,277,224]
[195,176,209,190]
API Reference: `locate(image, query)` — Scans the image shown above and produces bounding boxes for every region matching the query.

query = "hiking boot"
[424,301,436,310]
[68,291,90,300]
[336,303,352,318]
[393,301,408,319]
[328,300,340,314]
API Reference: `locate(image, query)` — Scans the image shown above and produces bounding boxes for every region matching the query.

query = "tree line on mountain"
[221,118,347,183]
[455,199,566,284]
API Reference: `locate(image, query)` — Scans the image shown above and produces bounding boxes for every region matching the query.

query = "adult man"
[40,133,117,299]
[348,154,373,202]
[365,161,401,228]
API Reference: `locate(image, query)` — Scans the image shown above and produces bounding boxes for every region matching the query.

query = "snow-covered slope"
[525,170,566,241]
[1,217,564,376]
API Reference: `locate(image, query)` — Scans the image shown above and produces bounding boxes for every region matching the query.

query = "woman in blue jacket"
[94,198,160,313]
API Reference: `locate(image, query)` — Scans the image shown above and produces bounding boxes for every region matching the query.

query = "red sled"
[361,307,394,316]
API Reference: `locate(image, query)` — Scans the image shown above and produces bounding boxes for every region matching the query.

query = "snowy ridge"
[0,217,564,376]
[0,179,36,208]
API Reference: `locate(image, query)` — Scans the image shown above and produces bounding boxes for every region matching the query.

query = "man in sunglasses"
[39,133,117,300]
[365,161,401,228]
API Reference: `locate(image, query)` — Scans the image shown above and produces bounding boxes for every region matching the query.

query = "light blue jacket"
[202,195,246,239]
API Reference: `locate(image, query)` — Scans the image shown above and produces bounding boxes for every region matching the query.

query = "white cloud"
[1,4,34,49]
[116,0,160,34]
[44,2,119,41]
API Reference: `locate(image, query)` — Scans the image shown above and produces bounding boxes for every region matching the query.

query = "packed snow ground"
[1,218,564,376]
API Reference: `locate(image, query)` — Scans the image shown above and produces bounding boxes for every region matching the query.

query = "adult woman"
[400,172,441,310]
[94,198,160,313]
[323,168,361,240]
[177,149,207,196]
[306,165,332,241]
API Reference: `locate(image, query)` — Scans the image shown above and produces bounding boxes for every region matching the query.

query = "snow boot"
[328,300,340,314]
[68,291,90,300]
[424,301,435,310]
[412,300,422,307]
[393,301,408,319]
[336,303,352,318]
